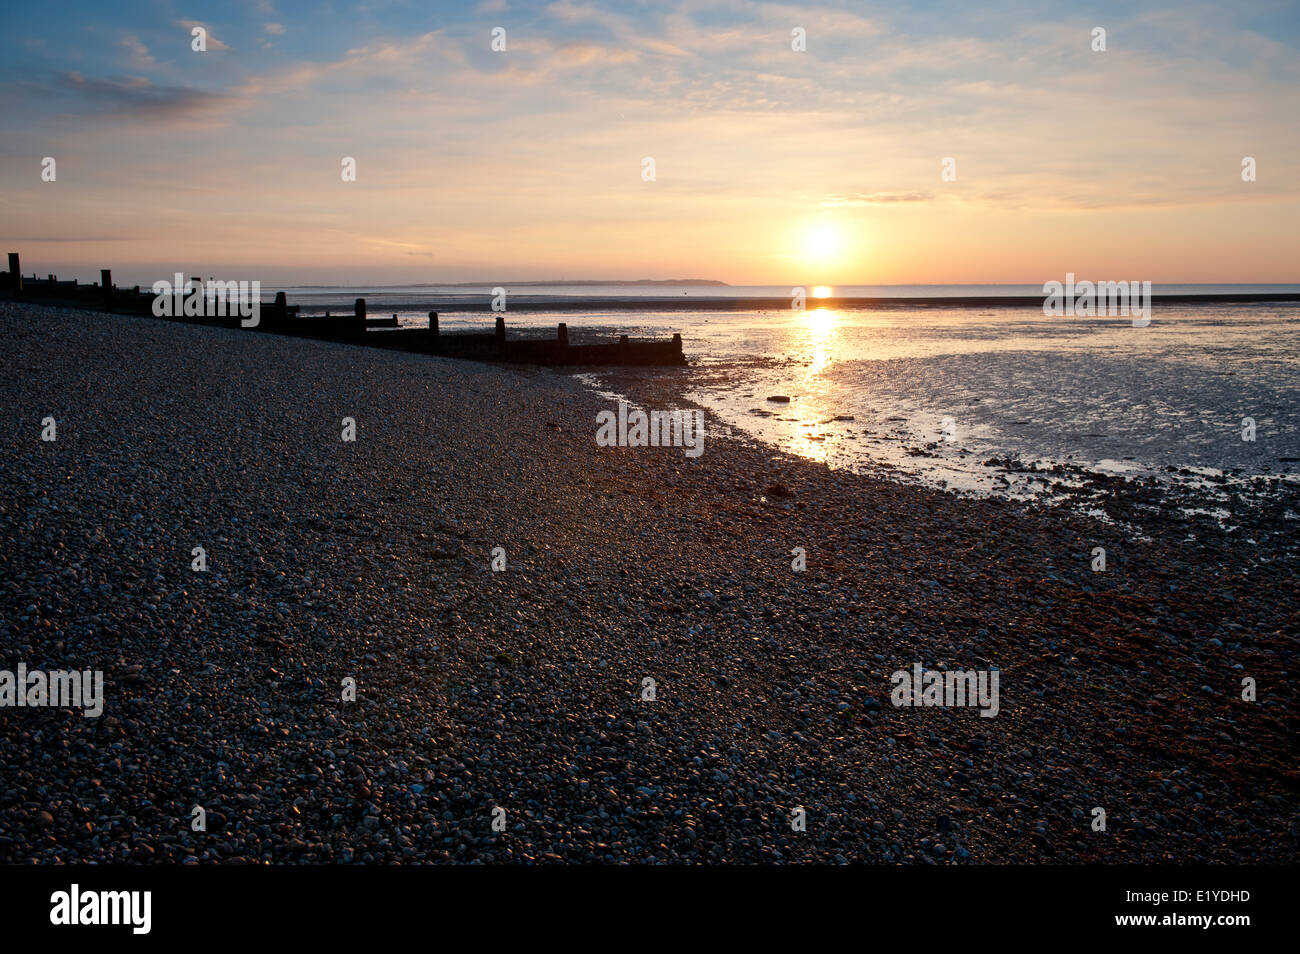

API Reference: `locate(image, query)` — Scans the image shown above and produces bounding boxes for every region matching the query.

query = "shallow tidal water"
[572,303,1299,498]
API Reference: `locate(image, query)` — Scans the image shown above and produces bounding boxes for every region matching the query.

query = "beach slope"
[1,303,1295,863]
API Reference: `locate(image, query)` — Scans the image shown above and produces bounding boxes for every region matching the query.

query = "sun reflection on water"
[783,306,844,463]
[803,307,837,374]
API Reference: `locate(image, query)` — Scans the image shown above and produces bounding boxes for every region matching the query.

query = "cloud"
[552,42,640,67]
[263,23,285,36]
[52,71,236,119]
[175,20,231,52]
[117,35,156,71]
[235,30,459,99]
[821,192,933,207]
[544,2,690,56]
[7,234,132,242]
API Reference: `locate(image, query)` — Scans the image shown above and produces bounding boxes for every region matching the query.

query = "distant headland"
[290,279,732,289]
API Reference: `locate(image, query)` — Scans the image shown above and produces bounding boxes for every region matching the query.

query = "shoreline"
[581,364,1300,548]
[1,302,1296,863]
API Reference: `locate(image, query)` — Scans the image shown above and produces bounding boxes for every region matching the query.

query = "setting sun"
[801,224,843,266]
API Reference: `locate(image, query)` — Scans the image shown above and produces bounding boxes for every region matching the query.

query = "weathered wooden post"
[274,291,288,328]
[100,269,113,303]
[6,253,19,292]
[673,333,682,353]
[354,298,366,320]
[557,322,568,346]
[428,311,439,336]
[494,314,506,346]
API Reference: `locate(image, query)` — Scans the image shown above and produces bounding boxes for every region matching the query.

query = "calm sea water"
[276,284,1300,496]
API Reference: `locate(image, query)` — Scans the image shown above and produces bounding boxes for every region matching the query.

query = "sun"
[801,223,843,265]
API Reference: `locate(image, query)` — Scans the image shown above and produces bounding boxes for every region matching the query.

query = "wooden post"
[557,322,568,346]
[355,298,366,321]
[495,314,506,345]
[274,291,287,327]
[673,333,682,352]
[7,253,20,292]
[428,311,439,335]
[101,269,113,302]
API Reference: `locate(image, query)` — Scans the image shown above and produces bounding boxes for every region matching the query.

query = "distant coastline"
[287,279,732,289]
[291,291,1300,313]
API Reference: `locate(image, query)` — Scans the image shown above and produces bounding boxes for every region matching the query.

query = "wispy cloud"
[8,234,133,242]
[553,42,640,67]
[51,71,236,119]
[175,20,232,52]
[117,35,156,71]
[821,192,933,207]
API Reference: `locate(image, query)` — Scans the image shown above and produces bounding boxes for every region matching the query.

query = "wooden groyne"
[0,253,687,368]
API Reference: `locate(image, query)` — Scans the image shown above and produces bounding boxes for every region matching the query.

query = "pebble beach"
[1,302,1296,864]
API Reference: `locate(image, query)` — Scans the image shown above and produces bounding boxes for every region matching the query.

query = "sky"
[1,0,1298,286]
